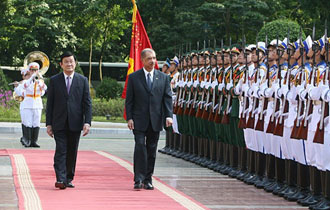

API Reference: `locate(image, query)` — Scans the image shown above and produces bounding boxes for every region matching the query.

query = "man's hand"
[127,119,134,130]
[166,118,173,127]
[82,124,90,136]
[46,125,53,138]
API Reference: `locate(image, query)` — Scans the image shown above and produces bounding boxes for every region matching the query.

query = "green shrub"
[95,77,123,100]
[258,19,306,42]
[92,97,124,118]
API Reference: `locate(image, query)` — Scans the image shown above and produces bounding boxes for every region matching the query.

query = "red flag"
[121,0,158,119]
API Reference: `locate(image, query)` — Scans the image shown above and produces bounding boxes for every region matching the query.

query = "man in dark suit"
[46,51,92,190]
[125,48,173,190]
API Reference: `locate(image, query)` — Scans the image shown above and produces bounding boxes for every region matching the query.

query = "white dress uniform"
[21,62,47,147]
[286,64,310,165]
[21,74,47,127]
[312,65,330,171]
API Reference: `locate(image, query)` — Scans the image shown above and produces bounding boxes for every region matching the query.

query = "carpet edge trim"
[13,154,42,210]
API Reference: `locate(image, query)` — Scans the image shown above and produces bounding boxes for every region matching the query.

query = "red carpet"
[7,149,207,210]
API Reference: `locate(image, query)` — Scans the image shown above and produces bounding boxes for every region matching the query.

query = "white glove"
[309,84,327,100]
[200,81,206,88]
[296,84,304,95]
[234,85,241,95]
[271,82,280,93]
[259,82,268,97]
[193,80,199,88]
[271,82,280,98]
[26,72,37,84]
[211,80,218,89]
[226,82,233,91]
[286,89,297,103]
[306,83,314,92]
[218,83,225,92]
[242,83,249,94]
[264,87,274,98]
[205,82,211,89]
[279,85,289,98]
[299,89,307,101]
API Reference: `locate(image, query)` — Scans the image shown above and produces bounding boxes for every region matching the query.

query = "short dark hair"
[141,48,156,59]
[60,51,77,63]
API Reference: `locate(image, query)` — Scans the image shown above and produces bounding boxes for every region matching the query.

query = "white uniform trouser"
[317,109,330,171]
[263,101,274,155]
[21,109,42,128]
[306,104,321,167]
[320,133,330,171]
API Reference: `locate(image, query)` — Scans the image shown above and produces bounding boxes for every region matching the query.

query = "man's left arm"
[82,76,92,136]
[163,75,173,127]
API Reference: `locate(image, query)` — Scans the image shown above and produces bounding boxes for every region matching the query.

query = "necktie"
[66,76,71,94]
[147,73,152,90]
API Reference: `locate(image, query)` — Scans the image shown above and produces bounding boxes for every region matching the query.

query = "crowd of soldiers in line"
[159,31,330,210]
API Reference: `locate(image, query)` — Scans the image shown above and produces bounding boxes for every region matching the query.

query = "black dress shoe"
[66,181,75,188]
[279,186,297,197]
[310,198,330,210]
[286,189,309,201]
[144,182,154,190]
[55,181,66,189]
[134,181,143,190]
[298,193,322,206]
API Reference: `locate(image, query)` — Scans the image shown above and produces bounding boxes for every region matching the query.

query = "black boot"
[25,127,32,147]
[20,124,30,147]
[30,127,40,148]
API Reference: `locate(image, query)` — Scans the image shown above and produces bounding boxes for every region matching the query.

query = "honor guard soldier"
[21,62,47,147]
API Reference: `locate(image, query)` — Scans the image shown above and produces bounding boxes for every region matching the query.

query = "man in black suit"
[46,51,92,190]
[125,48,173,190]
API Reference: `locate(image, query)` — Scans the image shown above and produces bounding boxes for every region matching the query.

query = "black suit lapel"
[151,70,159,92]
[60,73,69,98]
[69,74,77,95]
[138,69,149,92]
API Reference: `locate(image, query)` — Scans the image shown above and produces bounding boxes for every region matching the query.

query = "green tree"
[257,19,305,42]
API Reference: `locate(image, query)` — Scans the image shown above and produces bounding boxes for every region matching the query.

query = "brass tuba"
[24,51,50,77]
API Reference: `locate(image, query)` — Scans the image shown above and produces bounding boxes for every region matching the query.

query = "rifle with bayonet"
[238,35,248,129]
[196,41,208,119]
[274,30,291,136]
[184,44,194,116]
[246,38,260,129]
[202,40,212,120]
[314,20,329,144]
[221,37,233,124]
[291,28,305,139]
[255,35,269,131]
[297,25,316,140]
[188,42,200,117]
[214,39,225,124]
[173,44,185,115]
[266,35,282,133]
[208,39,218,122]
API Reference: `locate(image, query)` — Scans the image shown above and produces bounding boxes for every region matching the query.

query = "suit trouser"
[53,130,81,183]
[133,125,160,183]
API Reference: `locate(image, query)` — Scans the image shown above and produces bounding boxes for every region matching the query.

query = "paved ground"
[0,122,307,210]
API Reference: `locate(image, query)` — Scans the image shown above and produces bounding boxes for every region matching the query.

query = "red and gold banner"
[121,0,158,100]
